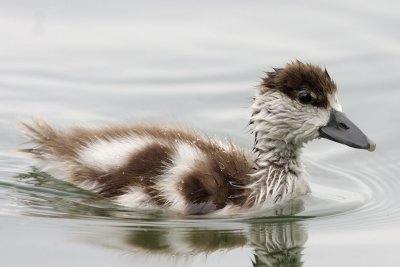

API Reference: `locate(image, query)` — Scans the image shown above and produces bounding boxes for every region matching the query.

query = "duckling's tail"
[18,119,60,158]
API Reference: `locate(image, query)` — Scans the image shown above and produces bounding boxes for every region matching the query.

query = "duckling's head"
[252,61,375,151]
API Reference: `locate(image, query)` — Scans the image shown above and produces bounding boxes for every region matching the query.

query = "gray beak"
[319,109,376,152]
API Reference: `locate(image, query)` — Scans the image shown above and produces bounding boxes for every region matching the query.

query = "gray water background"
[0,0,400,266]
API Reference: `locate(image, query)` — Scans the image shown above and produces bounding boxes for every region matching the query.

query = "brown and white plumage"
[19,61,375,215]
[19,121,256,214]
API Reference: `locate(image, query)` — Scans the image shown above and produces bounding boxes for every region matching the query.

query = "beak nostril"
[338,122,350,130]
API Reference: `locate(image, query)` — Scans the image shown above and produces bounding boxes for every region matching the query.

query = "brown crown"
[260,61,337,108]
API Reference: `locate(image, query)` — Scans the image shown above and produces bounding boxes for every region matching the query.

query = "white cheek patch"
[77,136,153,172]
[257,91,332,144]
[328,92,342,111]
[306,108,331,127]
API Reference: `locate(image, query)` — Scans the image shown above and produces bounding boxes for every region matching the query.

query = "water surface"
[1,0,400,266]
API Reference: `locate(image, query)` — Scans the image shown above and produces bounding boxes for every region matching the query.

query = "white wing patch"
[114,186,155,209]
[77,179,103,193]
[154,142,206,212]
[77,136,153,172]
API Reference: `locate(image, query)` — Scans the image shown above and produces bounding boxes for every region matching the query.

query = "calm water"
[1,0,400,266]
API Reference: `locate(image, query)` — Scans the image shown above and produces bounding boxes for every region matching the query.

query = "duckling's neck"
[247,94,309,207]
[253,137,302,174]
[247,136,306,205]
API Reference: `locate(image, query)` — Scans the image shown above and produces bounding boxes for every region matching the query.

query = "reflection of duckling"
[91,215,307,267]
[251,223,306,267]
[19,61,375,215]
[125,228,248,254]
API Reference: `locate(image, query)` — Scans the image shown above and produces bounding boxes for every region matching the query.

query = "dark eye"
[298,91,314,104]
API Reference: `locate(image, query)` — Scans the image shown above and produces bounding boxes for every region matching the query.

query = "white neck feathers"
[246,90,309,208]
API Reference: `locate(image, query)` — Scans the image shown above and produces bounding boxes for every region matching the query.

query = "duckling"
[19,61,375,215]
